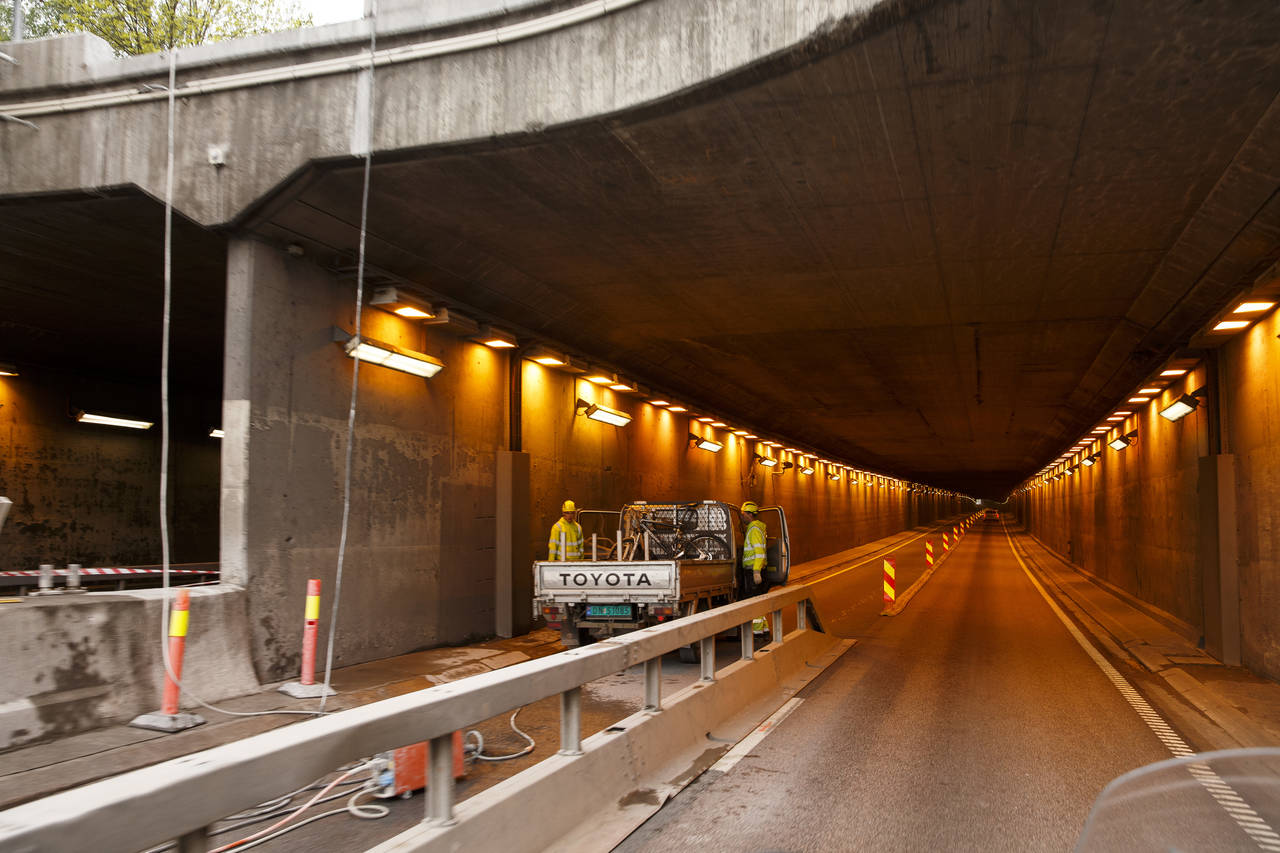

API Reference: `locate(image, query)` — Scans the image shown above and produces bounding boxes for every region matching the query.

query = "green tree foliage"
[2,0,314,55]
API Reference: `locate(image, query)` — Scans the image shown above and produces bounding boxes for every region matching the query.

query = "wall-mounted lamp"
[341,332,445,378]
[690,433,723,452]
[370,286,436,319]
[474,325,517,349]
[667,405,688,413]
[1159,388,1205,422]
[77,411,154,430]
[1080,454,1097,467]
[799,465,815,476]
[608,376,638,393]
[649,399,671,407]
[0,362,17,377]
[526,345,566,366]
[1109,431,1137,451]
[778,461,794,472]
[576,398,631,427]
[754,453,778,467]
[583,368,616,386]
[209,428,225,439]
[827,472,840,481]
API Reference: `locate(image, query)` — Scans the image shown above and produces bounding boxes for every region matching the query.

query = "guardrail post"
[796,600,808,631]
[559,687,583,755]
[699,636,715,681]
[741,621,754,660]
[177,827,209,852]
[427,733,456,825]
[772,609,783,645]
[643,657,661,712]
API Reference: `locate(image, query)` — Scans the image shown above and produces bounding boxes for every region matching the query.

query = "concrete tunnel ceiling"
[242,0,1280,497]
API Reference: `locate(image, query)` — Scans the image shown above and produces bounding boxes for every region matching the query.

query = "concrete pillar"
[1198,454,1240,665]
[496,450,532,638]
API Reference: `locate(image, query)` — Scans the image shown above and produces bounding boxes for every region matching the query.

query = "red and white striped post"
[882,557,896,609]
[280,579,336,699]
[130,589,205,732]
[925,540,935,567]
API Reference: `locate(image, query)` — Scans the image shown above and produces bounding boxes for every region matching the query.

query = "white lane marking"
[709,698,805,775]
[1001,525,1280,851]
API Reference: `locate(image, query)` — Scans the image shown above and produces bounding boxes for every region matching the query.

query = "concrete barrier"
[0,585,259,749]
[371,629,848,853]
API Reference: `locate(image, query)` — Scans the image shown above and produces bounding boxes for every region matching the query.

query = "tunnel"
[2,0,1280,840]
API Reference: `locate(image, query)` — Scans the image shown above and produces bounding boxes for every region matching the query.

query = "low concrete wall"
[0,586,259,750]
[370,628,845,853]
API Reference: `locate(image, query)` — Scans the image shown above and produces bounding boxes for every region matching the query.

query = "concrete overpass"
[2,0,1280,764]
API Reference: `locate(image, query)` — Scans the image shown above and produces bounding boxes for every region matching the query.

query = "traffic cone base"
[130,711,204,733]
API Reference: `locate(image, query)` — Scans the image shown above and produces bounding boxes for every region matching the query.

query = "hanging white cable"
[318,0,378,714]
[156,48,320,720]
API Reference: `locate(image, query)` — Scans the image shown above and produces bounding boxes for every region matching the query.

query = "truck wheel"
[560,626,581,648]
[577,627,596,646]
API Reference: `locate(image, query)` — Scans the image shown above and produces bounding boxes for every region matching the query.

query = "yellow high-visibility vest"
[549,518,584,561]
[743,519,767,574]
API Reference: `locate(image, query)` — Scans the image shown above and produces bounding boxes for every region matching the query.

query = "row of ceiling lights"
[1013,296,1276,495]
[361,287,965,496]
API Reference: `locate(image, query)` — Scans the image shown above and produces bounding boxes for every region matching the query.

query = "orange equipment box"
[381,730,465,797]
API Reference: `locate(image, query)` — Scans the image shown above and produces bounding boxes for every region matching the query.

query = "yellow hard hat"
[562,500,577,512]
[741,501,759,514]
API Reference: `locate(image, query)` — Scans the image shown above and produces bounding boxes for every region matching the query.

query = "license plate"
[585,604,632,618]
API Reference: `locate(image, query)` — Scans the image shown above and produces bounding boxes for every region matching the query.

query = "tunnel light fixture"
[1212,319,1251,332]
[733,429,749,436]
[696,416,714,424]
[690,433,723,453]
[1106,415,1125,422]
[1233,301,1276,314]
[1081,456,1095,467]
[1127,396,1151,404]
[77,411,154,430]
[526,345,566,367]
[576,399,631,427]
[1138,387,1162,395]
[667,405,687,413]
[0,362,17,376]
[1159,389,1205,422]
[475,326,516,349]
[370,286,436,320]
[584,368,616,385]
[799,464,815,476]
[744,433,758,439]
[778,461,795,472]
[1160,369,1187,377]
[648,399,670,407]
[344,334,445,378]
[609,377,637,393]
[1109,432,1137,452]
[827,472,840,481]
[209,428,225,439]
[1092,427,1109,433]
[754,453,778,467]
[711,421,727,428]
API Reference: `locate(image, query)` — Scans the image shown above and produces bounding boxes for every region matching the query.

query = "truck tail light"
[650,605,674,622]
[541,604,565,627]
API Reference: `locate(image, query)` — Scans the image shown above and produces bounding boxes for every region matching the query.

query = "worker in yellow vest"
[741,501,770,634]
[548,499,584,561]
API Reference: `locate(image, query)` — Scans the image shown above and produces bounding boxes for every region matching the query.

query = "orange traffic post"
[882,557,897,609]
[130,589,206,732]
[281,578,337,699]
[925,540,935,567]
[943,532,951,552]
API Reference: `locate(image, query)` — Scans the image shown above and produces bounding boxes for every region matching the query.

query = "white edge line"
[708,697,804,775]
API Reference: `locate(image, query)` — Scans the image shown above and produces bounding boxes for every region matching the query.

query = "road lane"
[616,523,1181,852]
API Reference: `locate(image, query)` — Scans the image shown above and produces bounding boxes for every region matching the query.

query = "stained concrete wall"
[0,587,258,749]
[226,240,961,682]
[0,367,220,571]
[1015,306,1280,681]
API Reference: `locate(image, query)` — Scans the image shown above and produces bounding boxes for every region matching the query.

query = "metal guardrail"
[0,583,819,853]
[0,563,219,590]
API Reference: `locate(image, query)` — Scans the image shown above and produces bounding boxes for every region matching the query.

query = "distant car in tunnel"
[983,508,1000,521]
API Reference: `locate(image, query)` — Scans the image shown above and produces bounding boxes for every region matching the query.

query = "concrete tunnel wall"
[227,239,963,682]
[0,368,220,571]
[1014,305,1280,683]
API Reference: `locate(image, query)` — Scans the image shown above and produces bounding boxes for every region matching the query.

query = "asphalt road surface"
[614,522,1193,853]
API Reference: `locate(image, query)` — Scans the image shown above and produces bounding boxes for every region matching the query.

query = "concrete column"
[219,239,256,587]
[1198,454,1240,665]
[496,450,531,637]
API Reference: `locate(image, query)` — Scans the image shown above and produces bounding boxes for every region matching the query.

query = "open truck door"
[757,505,790,587]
